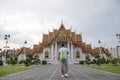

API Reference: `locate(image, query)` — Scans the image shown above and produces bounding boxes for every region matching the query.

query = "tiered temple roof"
[16,23,111,56]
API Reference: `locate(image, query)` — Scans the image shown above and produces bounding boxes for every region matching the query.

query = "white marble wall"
[42,42,91,63]
[109,47,120,58]
[18,54,26,62]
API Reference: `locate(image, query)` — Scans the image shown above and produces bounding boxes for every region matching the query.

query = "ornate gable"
[53,23,71,42]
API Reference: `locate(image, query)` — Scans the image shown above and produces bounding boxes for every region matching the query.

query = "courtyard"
[0,64,120,80]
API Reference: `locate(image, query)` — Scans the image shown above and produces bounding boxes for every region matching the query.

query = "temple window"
[45,50,49,59]
[76,50,80,59]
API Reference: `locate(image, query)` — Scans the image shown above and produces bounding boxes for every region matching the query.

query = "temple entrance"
[57,42,67,50]
[76,50,80,59]
[44,50,49,59]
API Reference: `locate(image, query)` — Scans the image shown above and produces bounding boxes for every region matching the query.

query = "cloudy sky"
[0,0,120,49]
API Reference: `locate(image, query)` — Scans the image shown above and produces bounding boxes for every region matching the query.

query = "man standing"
[58,43,69,78]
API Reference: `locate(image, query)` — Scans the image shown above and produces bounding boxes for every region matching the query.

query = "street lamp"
[24,40,27,54]
[24,40,27,45]
[116,46,119,59]
[116,33,120,45]
[4,34,10,65]
[98,40,101,58]
[116,33,120,59]
[23,40,27,60]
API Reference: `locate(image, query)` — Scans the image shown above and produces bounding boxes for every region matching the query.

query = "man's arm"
[67,49,69,59]
[67,51,69,54]
[58,52,60,60]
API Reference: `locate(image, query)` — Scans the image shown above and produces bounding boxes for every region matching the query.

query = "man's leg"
[61,65,65,75]
[65,60,68,73]
[65,66,68,73]
[61,61,65,76]
[64,60,69,77]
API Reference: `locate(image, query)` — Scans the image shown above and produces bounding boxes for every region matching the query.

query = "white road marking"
[22,68,43,80]
[48,67,58,80]
[70,70,79,80]
[9,69,36,80]
[34,66,54,80]
[73,65,95,80]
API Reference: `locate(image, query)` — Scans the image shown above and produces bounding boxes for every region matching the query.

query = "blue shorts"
[61,59,68,67]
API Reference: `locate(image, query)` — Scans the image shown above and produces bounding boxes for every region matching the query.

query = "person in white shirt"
[58,43,69,78]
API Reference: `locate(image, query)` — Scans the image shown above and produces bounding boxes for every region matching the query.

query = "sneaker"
[61,74,64,78]
[64,74,69,77]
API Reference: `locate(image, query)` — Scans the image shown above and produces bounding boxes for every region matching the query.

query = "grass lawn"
[89,64,120,74]
[0,64,32,77]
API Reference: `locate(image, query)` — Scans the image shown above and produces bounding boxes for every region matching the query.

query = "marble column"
[51,45,53,60]
[55,42,57,62]
[71,45,73,60]
[67,42,70,53]
[67,42,70,61]
[53,44,55,59]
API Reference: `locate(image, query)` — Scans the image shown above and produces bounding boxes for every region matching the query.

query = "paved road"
[0,64,120,80]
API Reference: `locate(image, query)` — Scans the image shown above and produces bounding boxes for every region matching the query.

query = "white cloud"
[0,0,120,49]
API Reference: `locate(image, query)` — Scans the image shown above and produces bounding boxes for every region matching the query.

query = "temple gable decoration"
[52,23,71,42]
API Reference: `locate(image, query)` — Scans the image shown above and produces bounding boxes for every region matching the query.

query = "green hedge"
[42,60,47,65]
[0,60,3,66]
[79,60,84,65]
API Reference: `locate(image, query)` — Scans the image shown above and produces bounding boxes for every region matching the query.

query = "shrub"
[6,60,11,64]
[34,58,40,65]
[79,60,84,65]
[0,60,3,66]
[85,54,91,61]
[42,60,47,65]
[19,61,22,64]
[106,59,110,64]
[19,60,25,64]
[96,59,101,66]
[95,54,100,66]
[86,61,90,65]
[118,59,120,64]
[24,60,30,67]
[92,59,97,64]
[95,55,100,59]
[90,61,94,64]
[110,58,118,66]
[100,57,106,64]
[11,60,17,66]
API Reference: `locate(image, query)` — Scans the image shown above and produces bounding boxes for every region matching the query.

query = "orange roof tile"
[71,32,75,41]
[76,34,82,42]
[82,43,87,52]
[43,34,48,42]
[86,44,92,51]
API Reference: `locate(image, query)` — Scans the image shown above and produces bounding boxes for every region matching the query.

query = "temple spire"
[59,20,65,30]
[61,19,63,24]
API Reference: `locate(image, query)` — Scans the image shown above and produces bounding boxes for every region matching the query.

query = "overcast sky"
[0,0,120,49]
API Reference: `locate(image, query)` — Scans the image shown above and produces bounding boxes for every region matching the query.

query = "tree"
[101,57,106,64]
[95,54,101,65]
[0,60,3,66]
[85,54,90,61]
[110,58,118,66]
[85,54,91,65]
[11,60,17,66]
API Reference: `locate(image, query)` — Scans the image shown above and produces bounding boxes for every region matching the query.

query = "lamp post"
[98,40,101,58]
[116,33,120,59]
[4,34,10,65]
[116,33,120,44]
[24,40,27,60]
[24,40,27,54]
[116,46,119,59]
